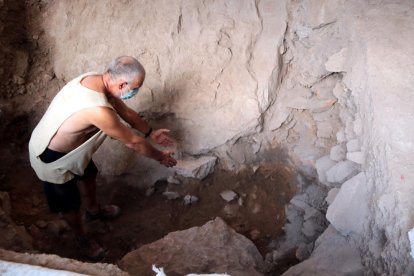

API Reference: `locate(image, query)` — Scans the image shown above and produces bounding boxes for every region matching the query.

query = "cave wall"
[6,0,414,274]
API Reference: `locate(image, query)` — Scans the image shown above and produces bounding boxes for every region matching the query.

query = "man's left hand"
[150,128,174,147]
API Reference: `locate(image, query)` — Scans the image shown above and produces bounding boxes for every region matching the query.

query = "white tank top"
[29,72,114,183]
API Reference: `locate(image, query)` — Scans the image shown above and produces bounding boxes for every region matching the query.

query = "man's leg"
[77,161,120,220]
[43,180,105,261]
[77,171,99,214]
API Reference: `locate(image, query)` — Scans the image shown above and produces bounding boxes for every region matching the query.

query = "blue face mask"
[120,87,140,100]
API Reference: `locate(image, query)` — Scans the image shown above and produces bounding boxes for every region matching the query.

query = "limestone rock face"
[40,0,288,155]
[119,217,264,276]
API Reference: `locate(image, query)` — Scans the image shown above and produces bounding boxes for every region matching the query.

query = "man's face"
[115,73,145,100]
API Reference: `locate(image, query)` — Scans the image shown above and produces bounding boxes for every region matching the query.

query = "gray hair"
[106,56,145,83]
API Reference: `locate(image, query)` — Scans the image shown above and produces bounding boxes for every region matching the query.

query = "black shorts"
[39,148,98,213]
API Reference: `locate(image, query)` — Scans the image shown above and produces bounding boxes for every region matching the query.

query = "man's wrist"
[144,127,153,138]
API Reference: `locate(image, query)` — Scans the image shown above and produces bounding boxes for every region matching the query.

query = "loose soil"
[2,153,296,270]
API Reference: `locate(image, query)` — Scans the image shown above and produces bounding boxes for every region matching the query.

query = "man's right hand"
[159,151,177,167]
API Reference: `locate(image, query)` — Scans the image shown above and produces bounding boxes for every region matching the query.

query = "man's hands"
[159,151,177,167]
[148,128,177,167]
[150,128,174,147]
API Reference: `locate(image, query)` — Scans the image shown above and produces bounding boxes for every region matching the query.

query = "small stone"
[346,139,361,152]
[174,156,217,179]
[43,73,53,82]
[336,128,346,143]
[252,165,260,173]
[353,117,363,136]
[347,152,364,165]
[238,197,244,206]
[162,191,180,200]
[329,144,346,161]
[302,220,318,239]
[326,160,358,184]
[325,48,348,72]
[183,195,198,205]
[220,190,238,202]
[290,194,310,211]
[167,176,181,185]
[315,156,336,184]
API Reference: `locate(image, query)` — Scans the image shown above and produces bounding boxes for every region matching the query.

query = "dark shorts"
[39,148,98,213]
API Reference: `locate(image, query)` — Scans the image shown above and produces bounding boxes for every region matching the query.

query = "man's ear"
[118,81,128,90]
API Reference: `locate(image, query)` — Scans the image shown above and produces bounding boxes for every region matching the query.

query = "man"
[28,56,177,260]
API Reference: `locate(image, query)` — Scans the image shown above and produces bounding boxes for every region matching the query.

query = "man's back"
[47,75,110,153]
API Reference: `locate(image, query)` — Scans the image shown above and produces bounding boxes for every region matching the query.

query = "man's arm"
[89,107,176,167]
[109,97,151,134]
[109,97,174,146]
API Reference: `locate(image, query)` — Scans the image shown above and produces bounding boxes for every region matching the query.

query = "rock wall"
[3,0,413,274]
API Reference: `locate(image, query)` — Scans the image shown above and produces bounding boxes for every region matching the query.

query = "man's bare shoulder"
[80,75,105,93]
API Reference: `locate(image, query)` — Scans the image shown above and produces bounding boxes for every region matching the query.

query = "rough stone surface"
[315,156,336,184]
[327,173,368,236]
[40,0,288,156]
[346,152,365,165]
[119,217,264,276]
[346,139,360,152]
[174,156,217,180]
[220,190,238,202]
[282,226,364,276]
[3,0,414,274]
[329,144,346,161]
[326,160,358,184]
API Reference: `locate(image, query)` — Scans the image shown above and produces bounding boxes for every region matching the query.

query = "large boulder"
[282,226,364,276]
[119,217,264,276]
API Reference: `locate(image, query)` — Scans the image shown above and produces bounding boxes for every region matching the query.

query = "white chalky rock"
[174,156,217,179]
[167,176,181,185]
[325,48,348,73]
[353,117,363,136]
[326,161,358,184]
[346,139,361,152]
[183,195,199,205]
[347,152,365,165]
[329,144,346,161]
[315,156,336,184]
[327,173,368,236]
[332,82,347,106]
[336,129,346,143]
[162,191,180,200]
[220,190,238,202]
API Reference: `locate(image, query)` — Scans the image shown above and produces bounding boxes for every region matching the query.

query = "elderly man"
[29,56,177,260]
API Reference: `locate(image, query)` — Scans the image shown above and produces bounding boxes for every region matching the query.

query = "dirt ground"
[1,151,296,268]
